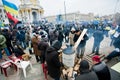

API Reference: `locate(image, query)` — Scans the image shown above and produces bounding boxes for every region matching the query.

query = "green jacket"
[0,34,7,49]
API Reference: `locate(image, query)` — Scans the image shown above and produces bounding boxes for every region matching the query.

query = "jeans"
[106,50,120,60]
[0,48,10,59]
[92,42,100,55]
[54,77,60,80]
[21,41,27,49]
[77,44,85,57]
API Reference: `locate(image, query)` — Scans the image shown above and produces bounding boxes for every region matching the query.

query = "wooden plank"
[74,64,80,71]
[101,57,105,61]
[99,54,105,58]
[73,29,87,50]
[84,56,92,62]
[61,44,67,50]
[73,58,81,71]
[62,69,67,75]
[78,59,82,64]
[67,68,73,77]
[87,53,95,57]
[83,56,93,66]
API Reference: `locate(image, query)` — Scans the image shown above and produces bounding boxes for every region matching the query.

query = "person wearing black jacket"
[14,45,25,58]
[104,34,120,62]
[73,30,88,58]
[45,40,62,80]
[38,43,49,63]
[92,55,111,80]
[75,60,98,80]
[2,29,14,55]
[38,38,49,80]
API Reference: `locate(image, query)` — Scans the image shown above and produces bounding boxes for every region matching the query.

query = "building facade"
[19,0,44,24]
[45,12,94,22]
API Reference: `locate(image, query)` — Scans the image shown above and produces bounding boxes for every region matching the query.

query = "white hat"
[33,33,37,36]
[71,27,75,31]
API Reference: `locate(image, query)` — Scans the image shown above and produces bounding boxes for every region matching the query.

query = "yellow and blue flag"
[2,0,18,15]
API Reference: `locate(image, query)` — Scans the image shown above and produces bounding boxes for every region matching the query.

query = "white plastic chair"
[8,55,33,78]
[15,60,33,78]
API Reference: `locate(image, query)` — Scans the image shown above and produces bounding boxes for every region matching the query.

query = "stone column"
[26,9,29,20]
[29,9,33,23]
[22,9,25,22]
[28,9,30,20]
[37,10,40,21]
[21,10,24,22]
[40,10,42,19]
[18,10,22,20]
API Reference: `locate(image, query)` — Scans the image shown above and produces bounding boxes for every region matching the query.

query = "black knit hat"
[79,60,90,73]
[52,40,62,50]
[40,31,44,35]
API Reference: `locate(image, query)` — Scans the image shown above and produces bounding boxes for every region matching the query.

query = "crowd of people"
[0,21,120,80]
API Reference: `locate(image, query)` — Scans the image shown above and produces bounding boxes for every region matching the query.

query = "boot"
[29,48,33,54]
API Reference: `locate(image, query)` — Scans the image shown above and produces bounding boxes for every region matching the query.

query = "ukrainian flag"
[2,0,18,15]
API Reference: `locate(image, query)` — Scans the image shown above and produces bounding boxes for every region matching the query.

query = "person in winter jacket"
[31,32,41,62]
[0,33,11,59]
[92,30,104,55]
[75,60,98,80]
[45,40,62,80]
[2,29,14,55]
[69,27,75,46]
[104,33,120,62]
[38,39,49,80]
[92,55,111,80]
[73,29,88,58]
[49,27,59,45]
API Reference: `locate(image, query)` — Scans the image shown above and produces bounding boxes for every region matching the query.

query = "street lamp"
[64,0,67,21]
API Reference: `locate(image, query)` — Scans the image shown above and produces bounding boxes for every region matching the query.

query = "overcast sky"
[3,0,120,16]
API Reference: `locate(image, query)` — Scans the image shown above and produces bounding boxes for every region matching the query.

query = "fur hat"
[33,33,37,36]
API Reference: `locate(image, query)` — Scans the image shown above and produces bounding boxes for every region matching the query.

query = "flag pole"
[64,0,67,22]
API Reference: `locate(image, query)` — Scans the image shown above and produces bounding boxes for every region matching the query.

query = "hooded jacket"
[92,62,111,80]
[38,41,49,63]
[0,34,7,49]
[75,71,98,80]
[45,41,62,78]
[75,60,98,80]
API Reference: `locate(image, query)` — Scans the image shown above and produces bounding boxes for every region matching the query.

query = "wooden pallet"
[84,54,105,66]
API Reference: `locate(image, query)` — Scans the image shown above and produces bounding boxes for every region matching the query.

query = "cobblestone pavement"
[0,36,119,80]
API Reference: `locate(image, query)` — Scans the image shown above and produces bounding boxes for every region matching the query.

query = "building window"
[0,15,2,18]
[0,9,2,13]
[3,20,5,22]
[5,15,7,18]
[4,10,6,13]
